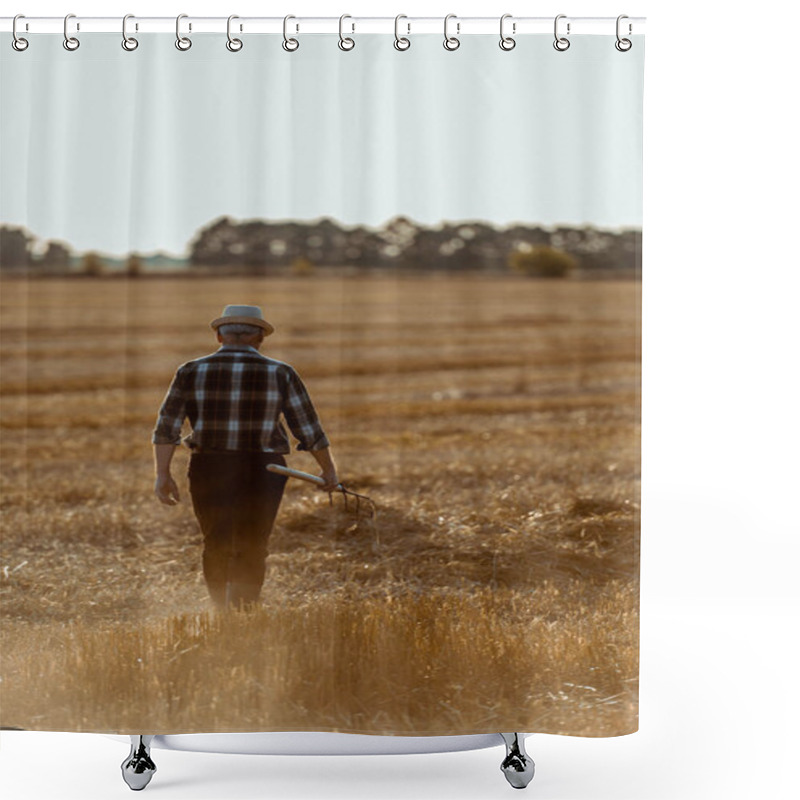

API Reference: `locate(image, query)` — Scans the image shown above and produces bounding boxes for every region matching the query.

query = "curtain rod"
[1,16,646,36]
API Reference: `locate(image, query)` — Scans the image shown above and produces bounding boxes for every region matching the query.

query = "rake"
[266,464,378,520]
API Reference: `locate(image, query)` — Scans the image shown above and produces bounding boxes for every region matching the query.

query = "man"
[152,304,338,610]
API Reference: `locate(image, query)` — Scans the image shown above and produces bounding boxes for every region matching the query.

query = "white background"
[1,1,798,799]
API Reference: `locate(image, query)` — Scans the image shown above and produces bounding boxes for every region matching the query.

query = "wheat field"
[0,272,640,736]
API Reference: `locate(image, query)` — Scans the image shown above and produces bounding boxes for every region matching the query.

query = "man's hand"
[155,474,181,506]
[310,446,340,493]
[319,469,340,493]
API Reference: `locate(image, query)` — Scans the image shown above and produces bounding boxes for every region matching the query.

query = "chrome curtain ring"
[282,15,299,52]
[553,14,570,51]
[615,15,632,51]
[226,15,243,52]
[499,14,516,51]
[394,14,410,51]
[443,14,460,51]
[122,14,138,51]
[63,13,80,51]
[338,14,355,51]
[175,14,192,51]
[12,14,29,51]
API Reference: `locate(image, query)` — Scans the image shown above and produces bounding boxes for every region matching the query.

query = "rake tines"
[267,463,378,522]
[334,483,377,520]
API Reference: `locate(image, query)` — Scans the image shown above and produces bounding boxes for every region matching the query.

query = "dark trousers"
[188,451,288,608]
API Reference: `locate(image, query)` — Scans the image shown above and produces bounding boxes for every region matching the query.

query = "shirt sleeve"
[152,367,188,445]
[281,366,331,452]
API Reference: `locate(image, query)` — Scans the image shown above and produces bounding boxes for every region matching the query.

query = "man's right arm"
[282,367,338,490]
[310,446,339,492]
[281,367,331,453]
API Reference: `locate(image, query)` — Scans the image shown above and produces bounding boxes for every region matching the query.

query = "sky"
[1,32,643,257]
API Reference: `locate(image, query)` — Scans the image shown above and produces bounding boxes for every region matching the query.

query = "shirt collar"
[218,344,260,353]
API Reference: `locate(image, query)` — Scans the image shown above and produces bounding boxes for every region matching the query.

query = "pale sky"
[1,33,643,257]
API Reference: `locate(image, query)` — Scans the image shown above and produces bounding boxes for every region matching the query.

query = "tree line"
[1,216,641,277]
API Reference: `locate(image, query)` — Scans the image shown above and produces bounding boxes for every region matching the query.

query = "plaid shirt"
[152,345,330,453]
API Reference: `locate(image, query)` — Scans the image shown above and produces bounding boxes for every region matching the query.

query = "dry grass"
[0,273,640,736]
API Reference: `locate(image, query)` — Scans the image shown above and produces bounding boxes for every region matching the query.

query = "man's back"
[153,344,329,454]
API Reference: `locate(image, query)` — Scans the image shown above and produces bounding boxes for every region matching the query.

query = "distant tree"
[0,226,32,270]
[290,256,315,276]
[189,216,239,267]
[508,245,577,278]
[39,241,72,273]
[81,251,106,276]
[126,253,143,277]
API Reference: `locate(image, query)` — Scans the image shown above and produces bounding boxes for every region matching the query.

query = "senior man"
[152,304,338,610]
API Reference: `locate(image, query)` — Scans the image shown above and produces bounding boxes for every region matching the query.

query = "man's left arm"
[152,368,187,506]
[154,443,181,505]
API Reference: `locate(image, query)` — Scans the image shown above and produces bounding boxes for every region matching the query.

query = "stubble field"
[0,272,640,736]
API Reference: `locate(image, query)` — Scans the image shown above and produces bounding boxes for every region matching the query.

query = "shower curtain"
[0,24,643,739]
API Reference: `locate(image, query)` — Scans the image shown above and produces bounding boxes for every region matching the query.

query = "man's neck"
[219,344,259,352]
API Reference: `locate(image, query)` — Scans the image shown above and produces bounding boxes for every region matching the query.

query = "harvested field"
[0,273,640,736]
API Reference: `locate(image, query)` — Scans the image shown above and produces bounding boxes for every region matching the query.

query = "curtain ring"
[226,15,243,52]
[63,13,80,51]
[12,14,29,51]
[615,15,632,51]
[443,14,460,51]
[553,14,570,51]
[394,14,410,51]
[175,14,192,51]
[122,14,138,51]
[282,15,299,52]
[499,14,516,51]
[339,14,355,51]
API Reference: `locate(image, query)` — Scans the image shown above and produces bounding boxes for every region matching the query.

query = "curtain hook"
[443,13,460,51]
[499,13,516,51]
[63,13,80,51]
[176,13,192,51]
[122,14,139,51]
[12,14,29,51]
[339,14,355,51]
[282,15,299,52]
[226,15,243,52]
[553,14,570,51]
[394,14,410,51]
[615,15,632,51]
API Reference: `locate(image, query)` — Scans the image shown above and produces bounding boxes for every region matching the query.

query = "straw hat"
[210,304,275,336]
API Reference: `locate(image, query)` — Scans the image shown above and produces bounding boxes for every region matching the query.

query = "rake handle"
[266,463,343,491]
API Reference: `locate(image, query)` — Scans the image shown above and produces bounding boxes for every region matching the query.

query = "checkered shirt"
[152,345,330,453]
